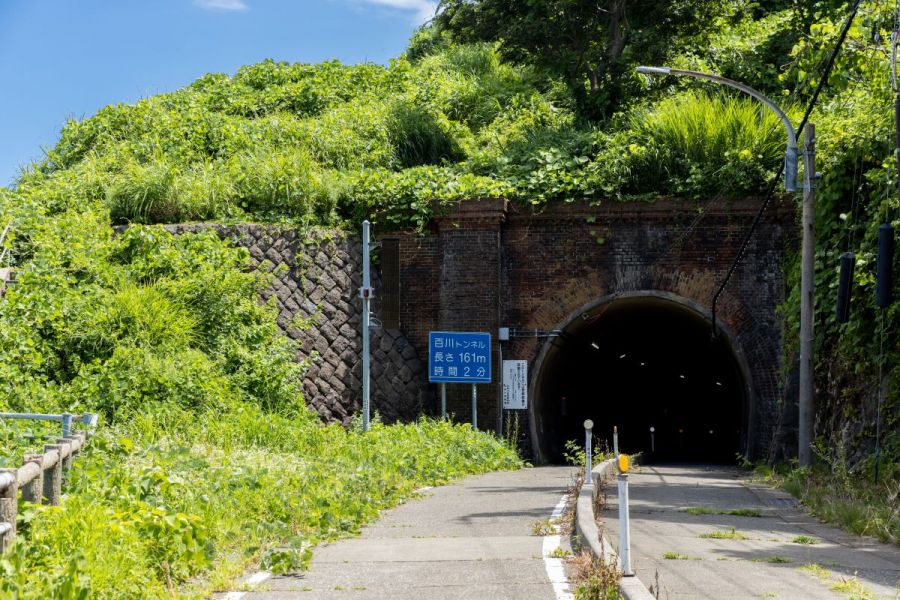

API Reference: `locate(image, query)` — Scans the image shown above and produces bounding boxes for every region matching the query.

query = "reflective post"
[613,425,619,457]
[584,419,594,485]
[617,455,633,576]
[649,426,655,453]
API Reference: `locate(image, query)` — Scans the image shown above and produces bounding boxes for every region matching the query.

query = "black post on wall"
[380,237,401,330]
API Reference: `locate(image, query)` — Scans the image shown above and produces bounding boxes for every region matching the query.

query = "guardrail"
[0,413,97,553]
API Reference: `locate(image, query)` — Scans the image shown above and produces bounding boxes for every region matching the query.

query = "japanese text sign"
[428,331,491,383]
[502,360,528,410]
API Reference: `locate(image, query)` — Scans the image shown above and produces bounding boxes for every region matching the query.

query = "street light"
[637,66,816,467]
[636,66,798,192]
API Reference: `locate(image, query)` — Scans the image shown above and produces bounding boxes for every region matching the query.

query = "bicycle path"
[225,466,578,600]
[601,464,900,600]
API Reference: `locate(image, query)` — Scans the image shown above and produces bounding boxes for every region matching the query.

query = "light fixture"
[619,353,627,359]
[590,341,599,349]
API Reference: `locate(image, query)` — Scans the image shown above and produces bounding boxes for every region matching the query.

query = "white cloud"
[194,0,248,11]
[359,0,437,24]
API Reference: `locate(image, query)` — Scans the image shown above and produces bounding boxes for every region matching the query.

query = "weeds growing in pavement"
[699,527,749,540]
[568,551,623,600]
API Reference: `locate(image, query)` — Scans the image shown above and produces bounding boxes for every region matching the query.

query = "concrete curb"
[574,459,655,600]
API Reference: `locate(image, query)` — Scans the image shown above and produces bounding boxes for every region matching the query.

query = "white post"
[613,425,619,457]
[618,473,633,576]
[440,382,447,418]
[360,220,372,432]
[649,426,655,453]
[584,419,594,485]
[471,384,477,430]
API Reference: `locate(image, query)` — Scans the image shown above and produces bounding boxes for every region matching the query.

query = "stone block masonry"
[164,224,428,426]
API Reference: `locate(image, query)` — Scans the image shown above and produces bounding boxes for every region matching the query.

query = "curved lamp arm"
[637,66,798,192]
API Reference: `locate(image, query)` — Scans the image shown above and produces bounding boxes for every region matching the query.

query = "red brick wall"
[393,196,796,458]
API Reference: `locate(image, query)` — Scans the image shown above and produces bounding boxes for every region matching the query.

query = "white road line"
[221,571,271,599]
[543,494,574,600]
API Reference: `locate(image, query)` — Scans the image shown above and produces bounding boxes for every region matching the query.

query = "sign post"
[428,331,491,429]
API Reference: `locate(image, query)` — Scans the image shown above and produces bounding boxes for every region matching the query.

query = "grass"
[755,461,899,545]
[791,535,818,545]
[531,518,556,536]
[681,506,716,515]
[568,551,623,600]
[699,527,749,540]
[662,551,700,560]
[680,506,763,518]
[799,563,875,600]
[0,413,521,598]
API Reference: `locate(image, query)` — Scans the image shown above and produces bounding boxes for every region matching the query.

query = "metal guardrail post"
[0,469,17,551]
[21,454,44,503]
[43,444,63,506]
[61,413,73,438]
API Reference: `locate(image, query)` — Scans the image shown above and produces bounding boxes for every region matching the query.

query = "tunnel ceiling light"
[591,342,600,350]
[619,353,627,359]
[640,362,645,366]
[679,374,686,379]
[715,381,723,386]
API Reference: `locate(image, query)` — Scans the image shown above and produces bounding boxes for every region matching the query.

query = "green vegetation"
[681,506,717,515]
[699,527,750,540]
[791,535,819,545]
[757,460,899,544]
[1,0,899,595]
[662,551,700,560]
[569,551,623,600]
[681,506,764,517]
[0,190,519,597]
[799,563,875,600]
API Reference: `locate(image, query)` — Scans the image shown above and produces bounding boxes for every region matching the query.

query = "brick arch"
[527,290,762,464]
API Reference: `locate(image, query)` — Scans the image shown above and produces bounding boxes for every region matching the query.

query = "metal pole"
[613,426,619,457]
[618,473,633,576]
[798,124,816,468]
[471,384,477,430]
[497,342,504,435]
[361,220,372,432]
[440,383,447,419]
[61,413,72,438]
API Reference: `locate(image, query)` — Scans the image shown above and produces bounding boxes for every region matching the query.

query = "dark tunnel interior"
[534,297,747,464]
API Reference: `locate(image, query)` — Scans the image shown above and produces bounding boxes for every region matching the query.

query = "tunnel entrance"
[531,295,749,464]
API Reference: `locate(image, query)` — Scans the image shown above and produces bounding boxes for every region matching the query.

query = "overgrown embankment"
[1,2,899,593]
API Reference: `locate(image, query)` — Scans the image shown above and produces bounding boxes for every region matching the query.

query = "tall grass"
[627,92,790,195]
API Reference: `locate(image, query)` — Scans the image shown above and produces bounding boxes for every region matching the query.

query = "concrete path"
[233,466,577,599]
[601,464,900,600]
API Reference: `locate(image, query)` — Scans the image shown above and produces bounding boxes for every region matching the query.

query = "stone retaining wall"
[165,224,428,426]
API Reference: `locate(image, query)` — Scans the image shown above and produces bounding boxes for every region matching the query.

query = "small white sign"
[502,360,528,410]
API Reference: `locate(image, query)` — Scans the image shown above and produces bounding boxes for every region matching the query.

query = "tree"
[434,0,737,118]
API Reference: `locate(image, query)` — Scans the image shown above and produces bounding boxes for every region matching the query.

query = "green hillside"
[0,1,898,595]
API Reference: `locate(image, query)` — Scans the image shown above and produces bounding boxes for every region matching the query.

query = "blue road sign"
[428,331,491,383]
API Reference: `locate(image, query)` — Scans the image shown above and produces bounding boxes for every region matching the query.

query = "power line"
[710,0,865,336]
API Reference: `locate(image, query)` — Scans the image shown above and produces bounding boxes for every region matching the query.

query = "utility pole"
[798,124,816,467]
[360,220,372,432]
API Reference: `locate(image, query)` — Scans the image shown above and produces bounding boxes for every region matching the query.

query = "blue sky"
[0,0,436,186]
